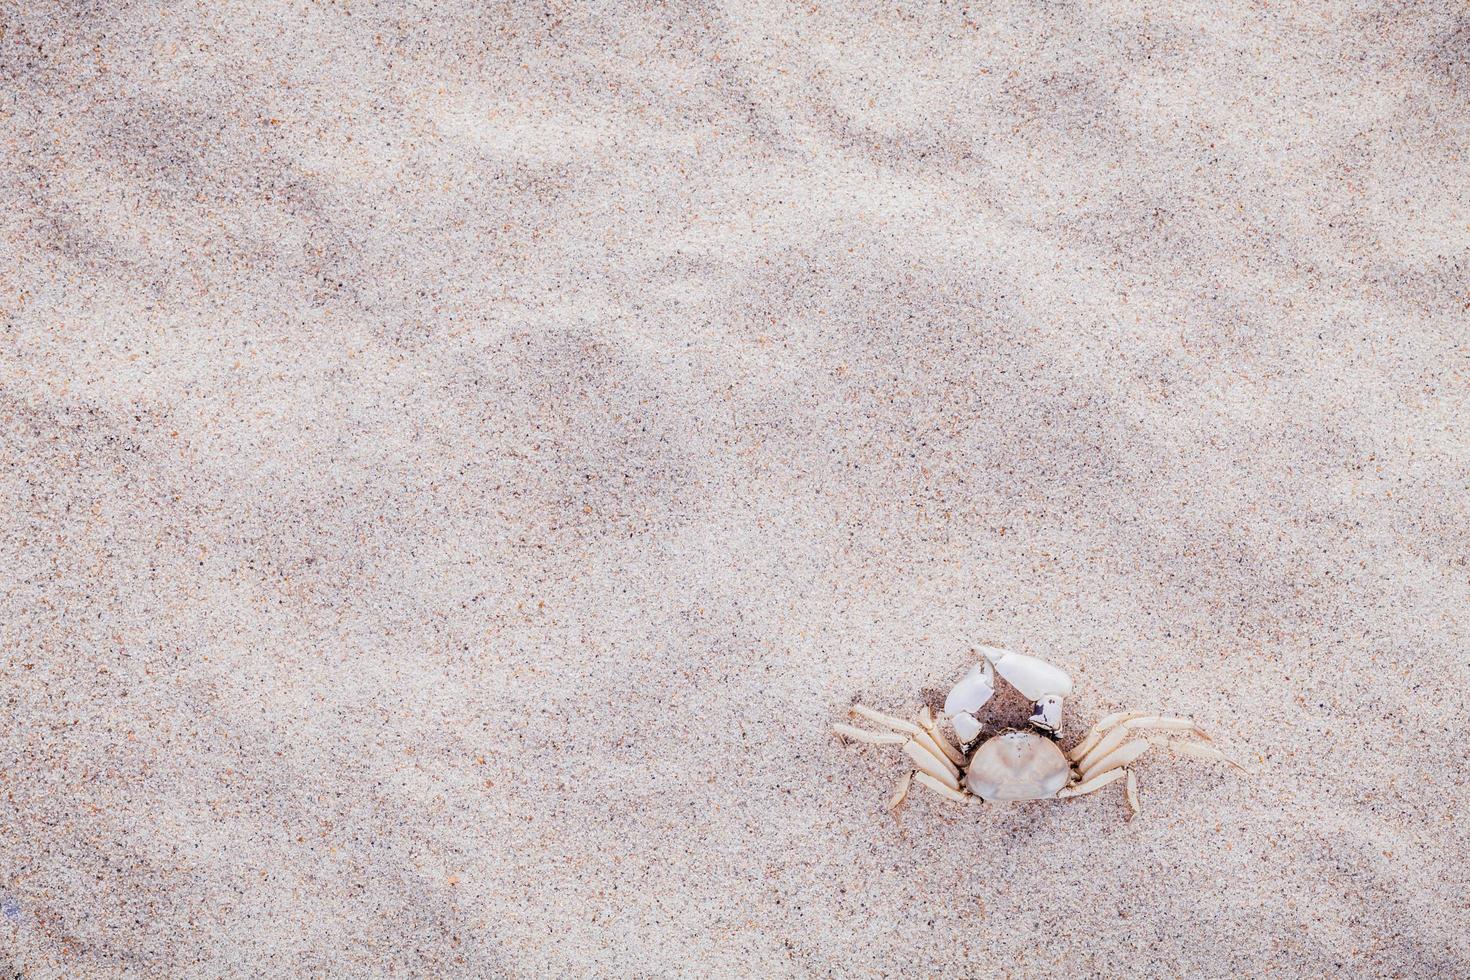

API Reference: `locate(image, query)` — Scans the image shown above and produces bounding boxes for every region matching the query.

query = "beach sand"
[3,1,1468,975]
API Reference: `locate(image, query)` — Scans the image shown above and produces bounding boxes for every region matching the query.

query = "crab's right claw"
[943,661,995,719]
[979,646,1074,701]
[1029,695,1065,733]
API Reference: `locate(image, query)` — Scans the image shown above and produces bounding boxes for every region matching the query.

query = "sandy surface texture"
[3,1,1469,976]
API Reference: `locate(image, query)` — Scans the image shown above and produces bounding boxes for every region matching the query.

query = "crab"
[834,645,1244,818]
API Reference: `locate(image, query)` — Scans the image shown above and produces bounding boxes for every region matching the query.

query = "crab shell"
[964,730,1070,801]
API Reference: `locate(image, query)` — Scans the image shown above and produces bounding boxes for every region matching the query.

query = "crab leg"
[849,704,925,736]
[1067,711,1149,761]
[1125,769,1140,819]
[832,724,907,746]
[847,704,965,768]
[844,703,963,777]
[834,702,970,811]
[889,771,913,809]
[1055,766,1128,799]
[917,706,966,766]
[837,705,967,798]
[912,729,959,773]
[1076,716,1208,771]
[903,740,961,790]
[1169,740,1248,772]
[1077,738,1153,782]
[1074,725,1132,771]
[913,771,970,803]
[1123,716,1211,737]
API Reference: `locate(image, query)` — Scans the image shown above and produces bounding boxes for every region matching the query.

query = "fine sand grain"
[3,1,1468,976]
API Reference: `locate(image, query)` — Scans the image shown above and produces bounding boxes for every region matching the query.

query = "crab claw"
[978,647,1073,701]
[979,646,1073,733]
[943,661,995,718]
[951,711,984,743]
[1029,695,1064,732]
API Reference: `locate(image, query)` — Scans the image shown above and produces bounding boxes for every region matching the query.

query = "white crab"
[834,646,1244,818]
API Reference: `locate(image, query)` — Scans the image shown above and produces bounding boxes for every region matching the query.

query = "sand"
[3,1,1468,976]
